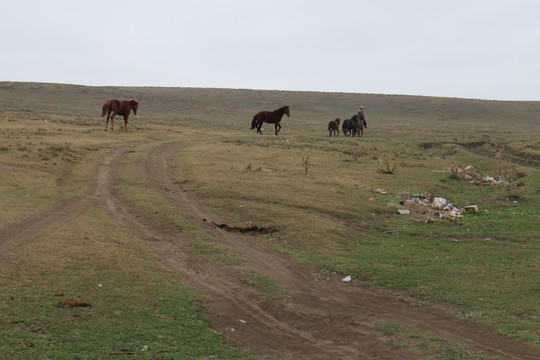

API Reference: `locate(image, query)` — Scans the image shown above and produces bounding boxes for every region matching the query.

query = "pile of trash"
[395,193,478,220]
[447,164,504,185]
[432,196,464,218]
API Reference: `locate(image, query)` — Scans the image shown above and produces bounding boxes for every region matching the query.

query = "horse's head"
[283,105,290,117]
[129,99,139,115]
[336,118,340,124]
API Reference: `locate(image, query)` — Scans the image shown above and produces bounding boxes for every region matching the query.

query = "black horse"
[342,117,357,137]
[342,115,363,137]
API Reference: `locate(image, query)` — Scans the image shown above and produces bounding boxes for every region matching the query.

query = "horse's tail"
[101,101,110,117]
[251,116,257,130]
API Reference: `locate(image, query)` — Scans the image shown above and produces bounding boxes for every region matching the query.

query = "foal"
[328,118,341,137]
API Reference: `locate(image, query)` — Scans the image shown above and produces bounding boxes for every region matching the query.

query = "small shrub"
[376,159,397,174]
[302,156,310,174]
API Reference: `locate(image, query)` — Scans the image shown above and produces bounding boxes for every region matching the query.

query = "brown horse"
[251,105,290,135]
[328,118,340,137]
[352,114,364,137]
[101,99,139,131]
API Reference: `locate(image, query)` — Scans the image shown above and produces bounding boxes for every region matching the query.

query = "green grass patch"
[192,241,250,265]
[375,321,501,359]
[0,264,253,360]
[239,270,289,301]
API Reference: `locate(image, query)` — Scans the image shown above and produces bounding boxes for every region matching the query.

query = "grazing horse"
[101,99,139,131]
[251,105,290,135]
[328,118,340,137]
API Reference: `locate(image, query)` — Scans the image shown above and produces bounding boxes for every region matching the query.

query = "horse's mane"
[277,106,288,113]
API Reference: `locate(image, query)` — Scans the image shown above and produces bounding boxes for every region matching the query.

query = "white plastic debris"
[398,209,410,215]
[433,197,447,210]
[342,275,352,282]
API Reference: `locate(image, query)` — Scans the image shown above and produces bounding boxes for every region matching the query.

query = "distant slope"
[1,82,539,129]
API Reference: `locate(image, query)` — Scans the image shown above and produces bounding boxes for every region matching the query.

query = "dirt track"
[3,141,540,359]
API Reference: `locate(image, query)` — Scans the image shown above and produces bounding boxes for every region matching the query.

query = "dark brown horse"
[328,118,340,137]
[251,105,290,135]
[101,99,139,131]
[342,115,363,137]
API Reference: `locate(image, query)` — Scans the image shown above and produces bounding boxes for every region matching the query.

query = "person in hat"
[357,106,367,128]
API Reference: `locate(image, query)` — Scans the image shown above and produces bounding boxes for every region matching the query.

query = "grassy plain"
[0,82,539,358]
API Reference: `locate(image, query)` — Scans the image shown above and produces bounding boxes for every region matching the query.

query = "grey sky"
[1,0,539,100]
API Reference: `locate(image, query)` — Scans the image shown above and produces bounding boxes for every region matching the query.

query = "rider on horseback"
[357,106,367,128]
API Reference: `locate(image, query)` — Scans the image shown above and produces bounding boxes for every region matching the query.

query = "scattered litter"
[368,197,375,201]
[443,202,463,219]
[375,188,388,194]
[483,175,505,184]
[342,275,352,282]
[239,319,247,324]
[448,164,505,185]
[391,192,481,220]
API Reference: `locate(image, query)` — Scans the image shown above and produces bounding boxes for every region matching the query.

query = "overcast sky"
[1,0,539,100]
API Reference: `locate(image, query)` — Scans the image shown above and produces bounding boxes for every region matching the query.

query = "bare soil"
[2,141,539,360]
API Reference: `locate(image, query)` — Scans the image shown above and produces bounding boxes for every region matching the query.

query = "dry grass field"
[1,82,539,359]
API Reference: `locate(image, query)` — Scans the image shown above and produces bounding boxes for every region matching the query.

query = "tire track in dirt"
[3,143,538,359]
[141,141,414,359]
[0,147,131,254]
[136,141,540,360]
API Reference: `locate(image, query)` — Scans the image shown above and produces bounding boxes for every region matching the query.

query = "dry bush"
[376,159,397,174]
[494,145,522,182]
[448,163,486,184]
[493,145,525,199]
[302,156,310,175]
[349,146,361,162]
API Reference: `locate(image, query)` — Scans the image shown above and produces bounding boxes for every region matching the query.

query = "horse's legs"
[104,111,111,131]
[122,115,129,131]
[275,123,281,135]
[110,113,116,131]
[257,121,263,135]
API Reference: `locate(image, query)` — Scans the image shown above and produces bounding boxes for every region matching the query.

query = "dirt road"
[3,141,539,359]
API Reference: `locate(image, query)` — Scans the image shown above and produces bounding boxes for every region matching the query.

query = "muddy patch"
[57,299,93,308]
[211,221,277,234]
